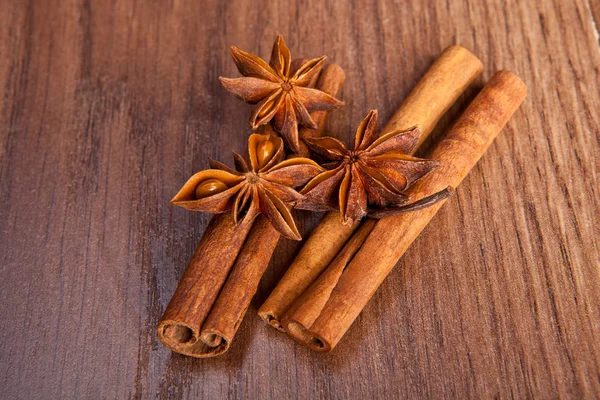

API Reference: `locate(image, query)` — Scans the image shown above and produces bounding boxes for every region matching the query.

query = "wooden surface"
[1,0,599,398]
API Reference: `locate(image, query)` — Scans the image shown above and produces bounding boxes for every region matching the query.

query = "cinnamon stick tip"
[443,45,484,72]
[157,322,231,358]
[259,312,285,331]
[282,318,331,353]
[158,321,198,346]
[491,70,527,96]
[200,331,228,348]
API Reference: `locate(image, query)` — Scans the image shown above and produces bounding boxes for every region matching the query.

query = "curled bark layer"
[282,71,527,352]
[157,212,253,357]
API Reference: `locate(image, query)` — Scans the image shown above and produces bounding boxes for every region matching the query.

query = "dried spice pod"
[298,110,447,225]
[171,131,323,240]
[219,35,344,152]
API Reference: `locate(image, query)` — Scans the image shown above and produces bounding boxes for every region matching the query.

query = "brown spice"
[198,216,280,355]
[157,212,253,357]
[283,218,377,346]
[298,111,443,225]
[219,35,344,152]
[157,62,346,357]
[282,70,527,352]
[258,45,484,329]
[170,130,322,240]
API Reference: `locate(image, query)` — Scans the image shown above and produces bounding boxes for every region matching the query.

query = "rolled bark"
[283,218,376,345]
[282,70,527,352]
[198,216,280,355]
[259,45,484,329]
[260,210,356,329]
[157,212,253,357]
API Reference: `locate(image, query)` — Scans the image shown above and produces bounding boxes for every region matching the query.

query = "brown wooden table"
[1,0,599,398]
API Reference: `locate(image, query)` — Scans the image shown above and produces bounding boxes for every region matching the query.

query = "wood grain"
[0,0,598,398]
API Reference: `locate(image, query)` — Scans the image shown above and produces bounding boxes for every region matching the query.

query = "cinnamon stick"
[157,212,253,357]
[258,45,484,329]
[198,216,280,355]
[282,70,527,352]
[283,218,376,342]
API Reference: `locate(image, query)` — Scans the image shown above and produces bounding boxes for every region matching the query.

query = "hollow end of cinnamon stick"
[201,331,225,348]
[263,313,284,330]
[282,318,331,353]
[157,320,230,357]
[162,323,197,345]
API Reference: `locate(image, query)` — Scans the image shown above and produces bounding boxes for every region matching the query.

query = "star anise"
[171,132,323,240]
[219,35,344,153]
[297,110,449,226]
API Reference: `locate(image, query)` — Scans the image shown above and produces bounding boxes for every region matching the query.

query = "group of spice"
[157,36,526,357]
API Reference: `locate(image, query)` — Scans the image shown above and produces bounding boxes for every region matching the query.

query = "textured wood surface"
[1,0,599,398]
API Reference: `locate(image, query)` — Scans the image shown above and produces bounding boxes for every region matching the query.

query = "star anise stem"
[367,186,454,218]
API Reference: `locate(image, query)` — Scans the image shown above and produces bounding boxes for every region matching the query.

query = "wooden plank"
[0,0,598,398]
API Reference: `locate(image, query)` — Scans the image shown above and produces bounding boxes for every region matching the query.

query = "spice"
[281,71,527,352]
[198,63,347,343]
[158,63,345,358]
[158,132,321,357]
[298,110,447,226]
[219,35,344,152]
[157,212,253,357]
[198,216,280,355]
[283,218,377,344]
[258,45,484,329]
[171,131,322,240]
